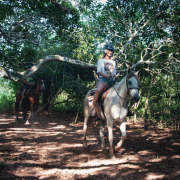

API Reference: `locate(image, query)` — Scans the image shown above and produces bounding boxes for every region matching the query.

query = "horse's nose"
[133,94,140,102]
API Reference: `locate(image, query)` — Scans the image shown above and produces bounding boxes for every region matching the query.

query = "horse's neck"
[34,86,40,94]
[114,76,128,100]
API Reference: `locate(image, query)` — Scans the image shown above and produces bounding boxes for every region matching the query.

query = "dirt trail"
[0,113,180,180]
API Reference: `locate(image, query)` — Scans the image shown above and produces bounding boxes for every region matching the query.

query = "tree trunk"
[144,92,150,130]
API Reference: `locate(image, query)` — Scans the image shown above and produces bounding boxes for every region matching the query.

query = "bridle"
[113,74,140,102]
[126,74,140,96]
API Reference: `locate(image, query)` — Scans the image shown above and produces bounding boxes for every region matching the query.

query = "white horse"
[83,68,140,158]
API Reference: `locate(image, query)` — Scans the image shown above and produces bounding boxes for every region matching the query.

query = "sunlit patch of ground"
[0,113,180,180]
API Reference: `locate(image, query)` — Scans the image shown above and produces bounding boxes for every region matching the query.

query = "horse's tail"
[84,89,96,129]
[83,93,90,118]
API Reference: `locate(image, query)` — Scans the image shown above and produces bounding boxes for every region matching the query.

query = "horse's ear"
[135,70,141,77]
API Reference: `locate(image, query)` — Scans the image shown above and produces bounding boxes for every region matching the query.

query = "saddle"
[88,87,110,102]
[88,83,114,116]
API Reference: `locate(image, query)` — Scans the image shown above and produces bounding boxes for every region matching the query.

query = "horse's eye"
[128,81,132,85]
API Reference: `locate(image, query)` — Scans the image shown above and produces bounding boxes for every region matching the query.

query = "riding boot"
[127,109,134,117]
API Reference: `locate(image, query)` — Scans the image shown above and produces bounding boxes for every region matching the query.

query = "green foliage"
[0,78,16,113]
[0,0,179,128]
[138,72,180,130]
[0,0,80,71]
[50,65,95,113]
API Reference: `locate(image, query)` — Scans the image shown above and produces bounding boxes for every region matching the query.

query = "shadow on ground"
[0,113,179,180]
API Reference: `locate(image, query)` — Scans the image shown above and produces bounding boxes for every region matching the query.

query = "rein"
[112,74,139,102]
[112,85,127,102]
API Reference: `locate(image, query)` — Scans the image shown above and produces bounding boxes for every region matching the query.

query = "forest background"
[0,0,179,130]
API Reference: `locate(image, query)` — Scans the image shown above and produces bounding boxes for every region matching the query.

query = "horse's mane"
[114,71,139,89]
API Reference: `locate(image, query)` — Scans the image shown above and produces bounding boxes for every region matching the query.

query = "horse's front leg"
[15,99,20,121]
[31,104,34,123]
[31,111,34,122]
[26,112,31,125]
[15,105,19,121]
[26,104,33,125]
[115,119,127,152]
[107,119,115,158]
[99,119,106,153]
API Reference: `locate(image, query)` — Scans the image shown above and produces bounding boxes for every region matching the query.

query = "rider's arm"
[112,61,117,79]
[98,71,111,78]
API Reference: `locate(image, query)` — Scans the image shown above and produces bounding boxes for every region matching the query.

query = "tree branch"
[1,37,179,82]
[113,7,163,61]
[0,28,14,45]
[0,55,97,81]
[50,0,72,12]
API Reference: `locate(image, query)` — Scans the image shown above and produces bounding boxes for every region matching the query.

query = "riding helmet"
[104,44,114,51]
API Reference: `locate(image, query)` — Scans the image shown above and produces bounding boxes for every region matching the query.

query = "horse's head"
[126,68,140,103]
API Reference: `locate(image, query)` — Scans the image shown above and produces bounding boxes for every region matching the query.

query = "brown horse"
[15,80,46,124]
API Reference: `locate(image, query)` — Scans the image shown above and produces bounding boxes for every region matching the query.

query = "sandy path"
[0,113,180,179]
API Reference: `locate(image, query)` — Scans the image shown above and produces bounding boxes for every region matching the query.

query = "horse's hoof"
[25,121,30,125]
[122,135,127,140]
[115,146,121,152]
[110,155,116,160]
[83,144,88,148]
[83,144,89,152]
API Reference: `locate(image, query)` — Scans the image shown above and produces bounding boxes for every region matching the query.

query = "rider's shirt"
[97,58,116,78]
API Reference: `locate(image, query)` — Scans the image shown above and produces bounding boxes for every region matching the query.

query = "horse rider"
[89,44,116,117]
[20,65,35,105]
